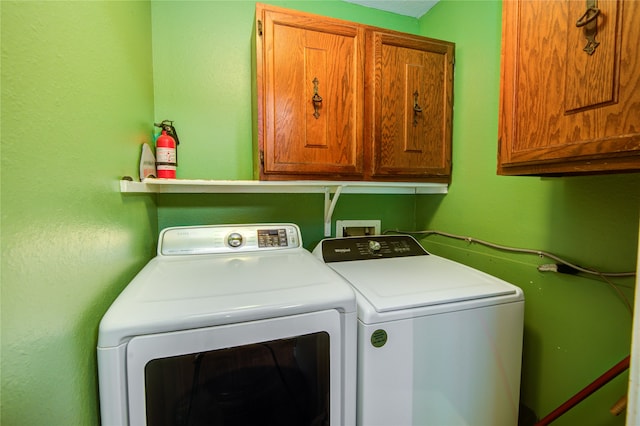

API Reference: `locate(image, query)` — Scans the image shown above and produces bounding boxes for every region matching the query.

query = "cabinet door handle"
[576,5,600,27]
[312,77,323,119]
[576,1,600,55]
[413,90,423,126]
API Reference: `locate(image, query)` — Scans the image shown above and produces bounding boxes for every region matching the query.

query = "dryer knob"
[368,240,381,252]
[227,232,243,248]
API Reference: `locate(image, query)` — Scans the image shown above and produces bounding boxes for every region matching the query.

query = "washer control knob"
[368,240,381,253]
[227,232,243,248]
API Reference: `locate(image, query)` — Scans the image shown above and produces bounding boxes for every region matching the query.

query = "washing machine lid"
[315,236,521,323]
[98,225,355,348]
[329,254,517,311]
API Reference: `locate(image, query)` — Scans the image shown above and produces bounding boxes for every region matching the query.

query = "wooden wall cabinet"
[256,5,365,179]
[255,3,454,182]
[498,0,640,176]
[367,30,454,181]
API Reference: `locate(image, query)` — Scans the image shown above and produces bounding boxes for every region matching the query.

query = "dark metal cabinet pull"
[312,77,323,119]
[576,1,601,55]
[576,5,600,27]
[413,90,423,126]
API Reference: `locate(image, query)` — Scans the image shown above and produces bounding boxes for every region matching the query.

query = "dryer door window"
[144,333,329,425]
[126,310,342,426]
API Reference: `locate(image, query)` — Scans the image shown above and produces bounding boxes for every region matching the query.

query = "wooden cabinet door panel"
[369,32,453,179]
[256,4,454,182]
[499,0,640,175]
[259,9,364,178]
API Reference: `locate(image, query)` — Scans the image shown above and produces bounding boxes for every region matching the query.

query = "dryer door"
[126,310,342,426]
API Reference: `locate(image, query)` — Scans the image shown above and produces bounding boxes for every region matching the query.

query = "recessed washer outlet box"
[336,220,381,237]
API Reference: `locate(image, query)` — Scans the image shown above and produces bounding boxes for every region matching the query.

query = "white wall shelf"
[120,178,448,236]
[120,178,448,195]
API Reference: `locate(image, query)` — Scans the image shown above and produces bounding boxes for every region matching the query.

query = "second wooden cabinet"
[498,0,640,175]
[255,3,454,183]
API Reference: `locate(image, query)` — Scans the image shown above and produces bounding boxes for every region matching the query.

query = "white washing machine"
[314,234,524,426]
[98,224,357,426]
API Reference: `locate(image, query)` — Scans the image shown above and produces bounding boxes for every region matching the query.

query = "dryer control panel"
[318,235,428,263]
[159,224,301,255]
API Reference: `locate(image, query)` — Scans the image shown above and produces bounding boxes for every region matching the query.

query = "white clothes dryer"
[314,234,524,426]
[98,224,357,426]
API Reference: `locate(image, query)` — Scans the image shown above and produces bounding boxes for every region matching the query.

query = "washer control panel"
[159,224,301,255]
[319,235,428,263]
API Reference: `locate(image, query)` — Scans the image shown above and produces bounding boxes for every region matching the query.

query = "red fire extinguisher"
[154,120,180,179]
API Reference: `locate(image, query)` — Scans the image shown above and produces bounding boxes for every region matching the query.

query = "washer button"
[227,232,243,248]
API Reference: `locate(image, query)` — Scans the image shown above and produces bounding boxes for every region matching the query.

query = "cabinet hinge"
[259,149,265,166]
[257,20,263,36]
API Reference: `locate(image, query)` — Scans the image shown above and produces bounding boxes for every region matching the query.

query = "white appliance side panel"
[357,301,524,426]
[126,310,344,426]
[341,311,358,426]
[626,216,640,426]
[97,344,128,426]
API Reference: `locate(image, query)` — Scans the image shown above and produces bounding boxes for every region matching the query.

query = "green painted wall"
[151,0,418,181]
[1,1,156,424]
[2,0,637,425]
[152,0,640,424]
[150,0,422,247]
[417,1,640,425]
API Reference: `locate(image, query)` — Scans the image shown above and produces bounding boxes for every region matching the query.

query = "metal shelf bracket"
[324,186,344,237]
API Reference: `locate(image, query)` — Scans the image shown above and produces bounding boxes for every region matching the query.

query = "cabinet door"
[368,31,454,181]
[257,6,364,179]
[498,0,640,175]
